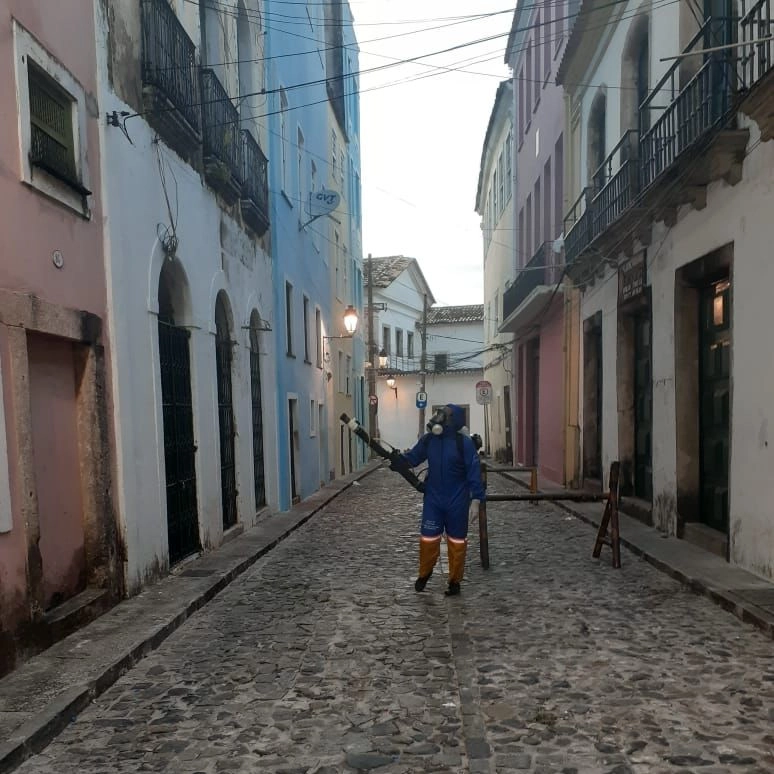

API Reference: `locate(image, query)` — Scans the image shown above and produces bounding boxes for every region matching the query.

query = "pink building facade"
[501,0,575,487]
[0,1,120,675]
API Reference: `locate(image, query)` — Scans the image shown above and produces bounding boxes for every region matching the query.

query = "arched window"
[587,90,607,191]
[201,0,223,68]
[621,13,650,138]
[237,1,254,120]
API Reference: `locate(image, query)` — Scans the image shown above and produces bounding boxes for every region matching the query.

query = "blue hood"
[445,404,466,432]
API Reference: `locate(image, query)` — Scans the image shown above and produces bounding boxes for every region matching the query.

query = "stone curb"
[490,466,774,642]
[0,461,382,774]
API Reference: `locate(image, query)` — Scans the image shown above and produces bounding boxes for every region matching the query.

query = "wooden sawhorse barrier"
[592,461,622,568]
[477,459,622,569]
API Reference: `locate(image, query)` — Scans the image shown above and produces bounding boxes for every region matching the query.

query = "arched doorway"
[215,293,237,530]
[158,259,200,564]
[249,311,266,510]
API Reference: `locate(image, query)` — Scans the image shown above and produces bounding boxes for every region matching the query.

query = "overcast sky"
[353,1,512,307]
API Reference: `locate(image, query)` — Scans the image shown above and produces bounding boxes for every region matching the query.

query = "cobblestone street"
[14,467,774,774]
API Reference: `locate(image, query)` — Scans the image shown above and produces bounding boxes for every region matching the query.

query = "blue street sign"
[416,390,427,409]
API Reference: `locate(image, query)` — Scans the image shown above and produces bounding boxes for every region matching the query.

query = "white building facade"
[558,0,774,578]
[95,0,279,591]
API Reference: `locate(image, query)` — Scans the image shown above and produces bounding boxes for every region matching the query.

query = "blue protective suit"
[401,404,486,540]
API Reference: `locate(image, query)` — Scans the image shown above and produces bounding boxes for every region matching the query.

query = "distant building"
[476,79,516,463]
[364,257,484,452]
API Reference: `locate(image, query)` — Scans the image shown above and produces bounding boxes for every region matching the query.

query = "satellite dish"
[308,188,341,218]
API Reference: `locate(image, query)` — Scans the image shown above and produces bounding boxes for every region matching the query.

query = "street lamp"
[343,305,358,335]
[324,306,359,341]
[378,348,388,369]
[385,374,397,398]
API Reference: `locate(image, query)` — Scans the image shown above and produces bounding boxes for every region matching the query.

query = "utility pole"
[417,292,428,438]
[366,254,377,454]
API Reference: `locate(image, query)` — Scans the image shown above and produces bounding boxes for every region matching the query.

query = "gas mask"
[427,406,452,436]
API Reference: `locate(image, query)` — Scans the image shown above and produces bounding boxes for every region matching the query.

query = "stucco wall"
[95,32,279,590]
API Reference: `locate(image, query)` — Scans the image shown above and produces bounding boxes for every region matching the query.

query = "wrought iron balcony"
[639,19,736,191]
[501,242,563,333]
[739,0,774,138]
[503,242,559,323]
[141,0,200,151]
[740,0,773,86]
[241,130,269,236]
[201,69,243,201]
[591,130,640,238]
[563,187,594,268]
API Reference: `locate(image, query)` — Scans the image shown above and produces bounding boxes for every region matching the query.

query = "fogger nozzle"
[339,413,360,431]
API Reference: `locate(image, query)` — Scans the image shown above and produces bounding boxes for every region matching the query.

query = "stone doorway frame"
[0,290,119,620]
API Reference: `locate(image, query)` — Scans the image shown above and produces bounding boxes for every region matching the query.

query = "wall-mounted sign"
[416,391,427,409]
[476,380,492,405]
[308,188,341,218]
[618,251,646,304]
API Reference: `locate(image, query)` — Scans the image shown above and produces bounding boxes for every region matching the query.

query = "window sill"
[24,167,91,219]
[286,352,296,359]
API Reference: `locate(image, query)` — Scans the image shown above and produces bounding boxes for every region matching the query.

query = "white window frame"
[297,125,306,220]
[13,20,91,217]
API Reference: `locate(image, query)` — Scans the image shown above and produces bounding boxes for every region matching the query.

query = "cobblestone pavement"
[14,467,774,773]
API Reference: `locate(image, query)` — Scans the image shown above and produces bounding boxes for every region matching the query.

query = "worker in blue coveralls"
[391,403,486,596]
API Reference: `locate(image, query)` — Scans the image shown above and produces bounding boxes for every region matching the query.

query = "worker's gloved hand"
[468,499,480,522]
[389,452,406,472]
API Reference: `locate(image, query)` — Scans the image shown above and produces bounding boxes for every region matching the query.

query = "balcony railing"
[503,242,558,322]
[639,19,735,190]
[141,0,200,136]
[241,130,269,236]
[740,0,774,88]
[201,69,243,197]
[563,187,593,266]
[591,130,640,238]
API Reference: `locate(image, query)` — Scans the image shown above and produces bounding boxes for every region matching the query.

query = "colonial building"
[0,0,121,675]
[324,0,366,482]
[95,0,278,592]
[268,0,363,504]
[558,0,774,577]
[500,0,582,488]
[475,80,516,463]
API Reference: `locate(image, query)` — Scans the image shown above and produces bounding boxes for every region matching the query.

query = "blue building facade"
[266,0,365,508]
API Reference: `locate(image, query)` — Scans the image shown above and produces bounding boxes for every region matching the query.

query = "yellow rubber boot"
[415,537,441,591]
[446,538,467,595]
